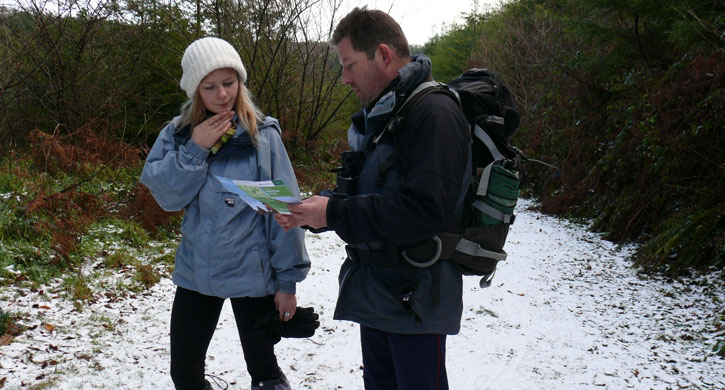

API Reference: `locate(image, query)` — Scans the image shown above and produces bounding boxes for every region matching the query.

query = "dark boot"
[251,372,291,390]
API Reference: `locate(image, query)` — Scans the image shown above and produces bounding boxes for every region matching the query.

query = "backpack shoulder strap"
[371,81,458,148]
[393,82,460,129]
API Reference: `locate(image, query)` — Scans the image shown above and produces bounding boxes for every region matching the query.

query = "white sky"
[335,0,502,46]
[0,0,502,47]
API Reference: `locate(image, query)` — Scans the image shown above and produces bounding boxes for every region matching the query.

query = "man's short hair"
[331,7,411,60]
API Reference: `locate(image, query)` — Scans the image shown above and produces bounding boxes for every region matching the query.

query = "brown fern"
[119,183,181,234]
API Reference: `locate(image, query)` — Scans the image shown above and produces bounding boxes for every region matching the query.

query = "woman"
[140,37,309,390]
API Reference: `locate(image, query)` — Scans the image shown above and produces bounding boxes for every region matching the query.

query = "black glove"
[254,306,320,344]
[283,306,320,338]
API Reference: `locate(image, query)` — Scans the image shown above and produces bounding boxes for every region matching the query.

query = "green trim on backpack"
[390,69,523,288]
[473,164,520,226]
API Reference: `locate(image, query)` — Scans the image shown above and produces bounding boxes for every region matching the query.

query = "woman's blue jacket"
[140,116,310,298]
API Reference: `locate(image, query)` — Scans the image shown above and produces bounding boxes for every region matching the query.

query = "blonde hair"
[178,77,264,146]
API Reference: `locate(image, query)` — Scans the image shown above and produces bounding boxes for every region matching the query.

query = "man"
[276,7,470,390]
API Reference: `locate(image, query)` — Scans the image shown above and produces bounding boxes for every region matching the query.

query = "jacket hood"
[396,55,432,98]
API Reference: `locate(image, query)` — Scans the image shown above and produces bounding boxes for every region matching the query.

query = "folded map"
[215,176,301,214]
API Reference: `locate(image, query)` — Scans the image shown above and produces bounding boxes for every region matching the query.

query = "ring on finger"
[283,312,291,317]
[213,122,218,127]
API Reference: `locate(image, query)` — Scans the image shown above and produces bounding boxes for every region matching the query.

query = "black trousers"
[360,325,449,390]
[169,286,281,390]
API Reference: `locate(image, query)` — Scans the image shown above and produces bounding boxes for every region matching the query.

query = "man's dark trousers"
[360,325,449,390]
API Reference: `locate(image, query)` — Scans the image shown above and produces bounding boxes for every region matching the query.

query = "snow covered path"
[1,200,723,389]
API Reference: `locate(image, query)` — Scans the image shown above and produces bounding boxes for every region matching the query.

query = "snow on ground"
[1,200,724,389]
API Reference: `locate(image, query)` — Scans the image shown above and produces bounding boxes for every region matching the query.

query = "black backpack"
[395,68,524,288]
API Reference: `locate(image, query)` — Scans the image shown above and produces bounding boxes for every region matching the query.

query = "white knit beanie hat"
[179,37,247,98]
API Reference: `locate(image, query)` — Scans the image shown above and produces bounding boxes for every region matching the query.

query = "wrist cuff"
[276,280,296,294]
[185,139,210,162]
[326,196,343,229]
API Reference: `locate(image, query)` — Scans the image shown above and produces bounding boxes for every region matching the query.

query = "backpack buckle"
[401,235,442,268]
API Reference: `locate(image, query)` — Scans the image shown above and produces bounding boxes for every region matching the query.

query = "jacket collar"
[348,55,433,150]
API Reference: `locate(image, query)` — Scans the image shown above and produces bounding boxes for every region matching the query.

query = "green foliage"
[0,161,55,285]
[448,0,725,274]
[0,307,11,336]
[152,250,175,268]
[103,250,136,269]
[117,219,151,248]
[0,307,23,339]
[54,220,170,304]
[72,219,172,293]
[0,139,179,297]
[62,270,95,309]
[638,206,724,273]
[715,313,725,357]
[714,339,725,357]
[73,220,146,262]
[133,263,161,289]
[424,12,488,82]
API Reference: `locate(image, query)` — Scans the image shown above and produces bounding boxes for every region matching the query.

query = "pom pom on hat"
[179,37,247,98]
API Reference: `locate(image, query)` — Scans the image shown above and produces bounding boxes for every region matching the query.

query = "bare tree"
[1,0,351,152]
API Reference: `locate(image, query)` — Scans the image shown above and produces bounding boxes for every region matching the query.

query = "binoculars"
[331,150,364,198]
